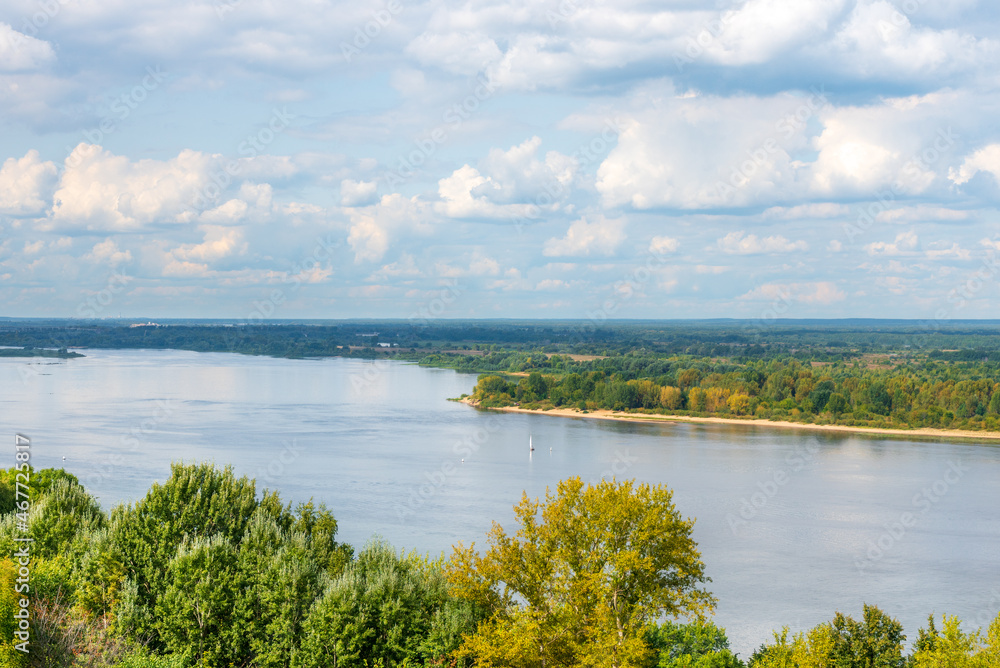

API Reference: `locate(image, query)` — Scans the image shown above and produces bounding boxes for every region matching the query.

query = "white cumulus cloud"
[0,150,57,215]
[0,23,56,72]
[865,230,919,256]
[84,239,133,266]
[740,281,846,305]
[649,236,680,255]
[50,144,213,230]
[949,144,1000,185]
[436,137,576,219]
[341,179,379,207]
[543,215,625,257]
[716,231,808,254]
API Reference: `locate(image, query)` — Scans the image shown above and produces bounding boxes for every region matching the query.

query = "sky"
[1,0,999,321]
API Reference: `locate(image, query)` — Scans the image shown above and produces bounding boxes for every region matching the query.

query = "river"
[2,348,998,657]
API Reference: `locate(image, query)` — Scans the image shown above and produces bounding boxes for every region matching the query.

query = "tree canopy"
[448,477,715,668]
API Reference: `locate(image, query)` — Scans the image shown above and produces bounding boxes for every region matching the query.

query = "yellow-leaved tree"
[447,477,715,668]
[911,613,1000,667]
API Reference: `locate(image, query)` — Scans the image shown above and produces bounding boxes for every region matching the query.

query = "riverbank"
[459,398,1000,442]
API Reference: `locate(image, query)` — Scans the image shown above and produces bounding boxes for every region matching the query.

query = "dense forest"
[467,353,1000,432]
[1,465,998,667]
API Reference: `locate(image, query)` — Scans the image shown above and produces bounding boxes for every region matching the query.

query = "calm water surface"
[2,349,998,656]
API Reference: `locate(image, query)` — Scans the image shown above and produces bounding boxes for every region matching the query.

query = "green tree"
[646,619,744,667]
[288,499,354,574]
[609,381,641,410]
[68,525,125,620]
[988,390,1000,415]
[827,393,850,416]
[527,372,549,400]
[448,477,715,668]
[112,463,259,646]
[295,540,474,668]
[236,510,329,668]
[27,478,105,559]
[808,380,836,413]
[0,467,83,515]
[155,535,245,666]
[474,375,514,405]
[749,605,904,668]
[829,604,906,667]
[110,463,349,657]
[866,382,893,416]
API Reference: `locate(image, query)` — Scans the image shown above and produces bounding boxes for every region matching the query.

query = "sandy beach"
[459,398,1000,442]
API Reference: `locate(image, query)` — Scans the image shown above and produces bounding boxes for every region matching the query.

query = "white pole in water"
[530,434,534,451]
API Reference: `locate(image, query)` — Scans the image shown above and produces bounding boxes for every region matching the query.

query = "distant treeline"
[470,354,1000,431]
[4,320,1000,360]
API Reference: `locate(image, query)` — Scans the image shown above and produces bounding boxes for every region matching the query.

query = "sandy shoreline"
[458,398,1000,442]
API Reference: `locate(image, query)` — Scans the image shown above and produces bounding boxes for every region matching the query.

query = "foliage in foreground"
[0,466,998,667]
[748,604,1000,667]
[646,618,743,667]
[448,477,714,667]
[0,465,471,667]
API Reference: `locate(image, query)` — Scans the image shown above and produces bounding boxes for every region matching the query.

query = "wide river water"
[2,349,998,656]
